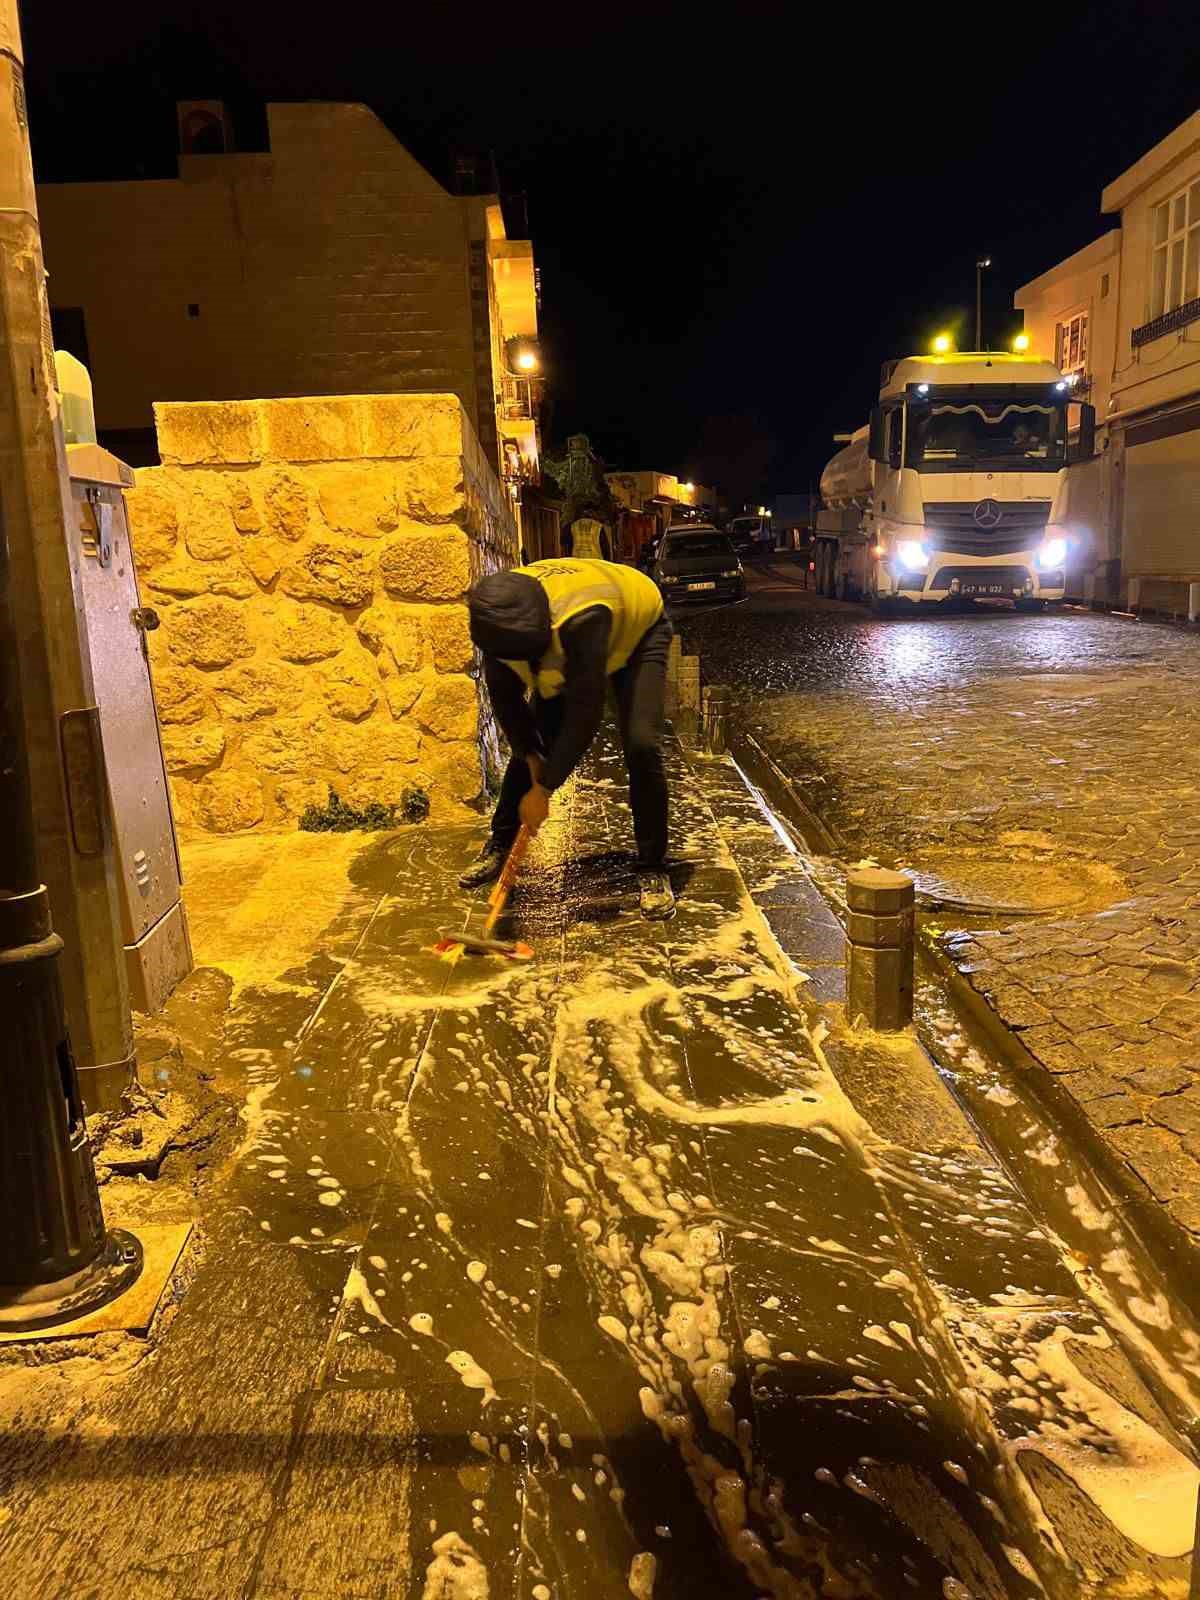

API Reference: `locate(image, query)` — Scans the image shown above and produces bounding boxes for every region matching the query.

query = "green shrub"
[299,786,430,833]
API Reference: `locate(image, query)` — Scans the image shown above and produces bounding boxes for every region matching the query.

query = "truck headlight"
[1037,537,1067,571]
[896,540,929,570]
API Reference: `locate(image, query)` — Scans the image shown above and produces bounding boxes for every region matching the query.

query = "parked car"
[638,532,663,571]
[727,515,762,556]
[653,524,745,605]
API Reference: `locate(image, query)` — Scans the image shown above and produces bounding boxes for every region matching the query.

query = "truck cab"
[817,352,1096,611]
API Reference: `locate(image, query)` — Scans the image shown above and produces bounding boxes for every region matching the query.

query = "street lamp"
[976,257,992,350]
[506,336,541,375]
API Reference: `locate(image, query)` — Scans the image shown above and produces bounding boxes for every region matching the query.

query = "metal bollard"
[702,684,731,754]
[845,868,914,1030]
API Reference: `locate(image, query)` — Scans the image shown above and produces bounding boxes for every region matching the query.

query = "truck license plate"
[959,582,1007,596]
[688,581,716,591]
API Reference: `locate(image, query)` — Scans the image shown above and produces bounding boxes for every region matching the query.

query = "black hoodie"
[469,571,613,791]
[467,571,551,661]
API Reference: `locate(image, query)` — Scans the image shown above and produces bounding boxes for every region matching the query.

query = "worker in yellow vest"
[562,510,612,561]
[461,558,675,918]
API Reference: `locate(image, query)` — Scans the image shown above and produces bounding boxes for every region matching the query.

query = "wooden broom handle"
[483,824,531,934]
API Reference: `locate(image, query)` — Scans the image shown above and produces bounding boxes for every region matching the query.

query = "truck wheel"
[816,543,830,596]
[1015,598,1046,614]
[824,547,839,599]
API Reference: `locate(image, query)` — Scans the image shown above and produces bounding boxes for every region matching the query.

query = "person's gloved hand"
[519,783,550,835]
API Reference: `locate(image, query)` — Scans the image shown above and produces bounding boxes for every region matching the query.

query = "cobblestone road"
[678,581,1200,1252]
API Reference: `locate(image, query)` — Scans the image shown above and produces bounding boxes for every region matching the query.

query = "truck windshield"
[906,401,1067,471]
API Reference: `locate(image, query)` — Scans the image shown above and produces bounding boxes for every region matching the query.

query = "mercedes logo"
[973,498,1002,528]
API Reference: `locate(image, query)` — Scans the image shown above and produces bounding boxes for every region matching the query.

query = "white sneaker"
[638,872,675,920]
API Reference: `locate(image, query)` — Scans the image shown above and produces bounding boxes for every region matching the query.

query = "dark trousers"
[491,615,673,868]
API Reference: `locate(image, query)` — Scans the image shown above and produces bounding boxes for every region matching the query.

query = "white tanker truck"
[814,350,1095,613]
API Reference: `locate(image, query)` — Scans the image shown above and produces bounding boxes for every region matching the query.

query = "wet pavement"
[678,566,1200,1262]
[0,716,1197,1596]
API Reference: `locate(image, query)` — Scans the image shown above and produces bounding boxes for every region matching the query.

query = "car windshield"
[729,519,761,535]
[906,401,1067,470]
[664,534,735,560]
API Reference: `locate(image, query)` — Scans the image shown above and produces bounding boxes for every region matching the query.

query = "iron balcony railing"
[1132,296,1200,349]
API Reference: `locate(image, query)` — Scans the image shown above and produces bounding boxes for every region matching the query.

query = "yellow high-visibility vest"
[503,558,664,699]
[569,518,606,560]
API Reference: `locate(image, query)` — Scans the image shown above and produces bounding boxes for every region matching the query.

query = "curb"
[919,929,1200,1325]
[728,725,1200,1328]
[731,729,842,857]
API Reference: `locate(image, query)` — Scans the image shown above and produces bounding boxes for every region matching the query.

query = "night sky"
[20,2,1200,502]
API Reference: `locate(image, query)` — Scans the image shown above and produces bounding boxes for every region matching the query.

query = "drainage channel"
[727,723,1200,1448]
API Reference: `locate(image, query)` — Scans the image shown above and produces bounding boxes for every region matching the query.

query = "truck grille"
[923,500,1050,558]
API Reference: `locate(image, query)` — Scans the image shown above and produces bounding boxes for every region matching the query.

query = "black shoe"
[638,870,675,920]
[458,841,507,890]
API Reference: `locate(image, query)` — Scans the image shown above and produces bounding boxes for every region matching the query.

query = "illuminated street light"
[505,336,542,375]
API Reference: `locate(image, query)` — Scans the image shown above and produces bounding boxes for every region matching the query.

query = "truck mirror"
[868,407,886,462]
[1077,403,1096,461]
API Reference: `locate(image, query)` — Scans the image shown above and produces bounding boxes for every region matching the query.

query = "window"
[1055,311,1088,378]
[905,400,1066,473]
[663,533,734,560]
[1150,179,1200,319]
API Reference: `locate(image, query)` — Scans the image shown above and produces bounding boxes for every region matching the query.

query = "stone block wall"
[127,393,516,832]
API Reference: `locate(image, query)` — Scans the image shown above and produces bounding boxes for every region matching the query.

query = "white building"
[1015,111,1200,612]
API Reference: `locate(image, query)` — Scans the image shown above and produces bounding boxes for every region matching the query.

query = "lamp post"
[0,0,141,1330]
[975,256,992,350]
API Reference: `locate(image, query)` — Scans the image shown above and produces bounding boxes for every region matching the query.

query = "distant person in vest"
[560,500,613,562]
[461,557,675,918]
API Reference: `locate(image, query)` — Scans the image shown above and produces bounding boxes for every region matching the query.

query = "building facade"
[606,471,717,524]
[1016,112,1200,611]
[37,100,545,543]
[1015,233,1121,596]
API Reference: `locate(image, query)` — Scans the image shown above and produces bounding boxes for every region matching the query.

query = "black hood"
[468,571,552,661]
